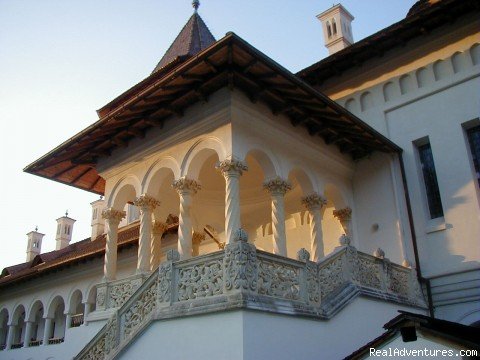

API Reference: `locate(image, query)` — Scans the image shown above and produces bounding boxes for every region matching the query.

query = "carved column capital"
[216,158,248,177]
[172,177,201,195]
[192,231,206,245]
[301,193,327,210]
[263,177,292,196]
[102,208,126,224]
[134,194,160,211]
[152,221,168,235]
[333,207,352,222]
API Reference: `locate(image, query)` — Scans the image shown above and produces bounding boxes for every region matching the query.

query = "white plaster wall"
[118,297,422,360]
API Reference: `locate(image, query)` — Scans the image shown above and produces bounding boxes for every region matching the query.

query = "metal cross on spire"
[192,0,200,13]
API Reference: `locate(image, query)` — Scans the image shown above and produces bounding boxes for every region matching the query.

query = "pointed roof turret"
[152,2,215,73]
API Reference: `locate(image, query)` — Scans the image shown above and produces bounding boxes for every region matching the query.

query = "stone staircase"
[75,232,426,360]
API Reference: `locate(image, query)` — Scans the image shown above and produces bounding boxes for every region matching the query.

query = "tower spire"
[192,0,200,13]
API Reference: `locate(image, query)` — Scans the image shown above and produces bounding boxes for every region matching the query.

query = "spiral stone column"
[301,193,327,262]
[263,177,291,256]
[173,177,201,260]
[216,158,248,244]
[101,208,126,281]
[134,194,160,274]
[151,220,168,271]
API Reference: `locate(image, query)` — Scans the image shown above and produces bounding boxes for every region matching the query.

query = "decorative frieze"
[177,260,223,301]
[301,193,327,210]
[262,177,292,195]
[134,194,161,211]
[172,177,201,194]
[102,208,126,223]
[216,158,248,176]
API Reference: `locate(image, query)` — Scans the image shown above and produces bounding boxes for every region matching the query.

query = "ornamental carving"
[110,281,134,308]
[224,230,257,291]
[216,158,248,176]
[172,177,201,194]
[301,193,327,210]
[318,256,344,298]
[157,262,173,303]
[123,280,158,338]
[134,194,161,211]
[389,267,409,297]
[104,316,118,354]
[177,260,223,301]
[83,334,105,360]
[192,231,206,245]
[96,287,106,307]
[332,207,352,221]
[102,208,126,223]
[257,259,300,300]
[373,248,385,259]
[305,262,320,305]
[353,255,381,289]
[297,248,311,262]
[262,177,292,196]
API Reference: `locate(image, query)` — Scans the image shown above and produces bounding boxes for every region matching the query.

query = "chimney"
[55,211,76,250]
[317,4,354,55]
[91,198,106,240]
[26,227,44,262]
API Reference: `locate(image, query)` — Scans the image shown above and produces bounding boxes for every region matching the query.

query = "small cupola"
[317,4,354,55]
[26,227,44,262]
[91,197,106,240]
[55,211,76,250]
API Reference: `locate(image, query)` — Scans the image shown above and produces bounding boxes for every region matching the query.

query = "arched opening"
[285,168,317,258]
[85,285,97,321]
[344,98,359,114]
[11,305,26,349]
[332,18,337,35]
[399,74,414,95]
[0,309,8,350]
[470,43,480,65]
[360,91,374,111]
[323,184,349,255]
[326,21,332,38]
[451,51,465,73]
[68,290,84,328]
[47,296,66,344]
[416,67,430,88]
[185,148,224,256]
[241,149,278,252]
[27,301,44,347]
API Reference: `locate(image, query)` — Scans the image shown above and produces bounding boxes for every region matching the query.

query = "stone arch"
[287,167,317,195]
[68,289,83,315]
[416,67,430,88]
[399,74,414,95]
[10,304,26,346]
[244,148,281,180]
[108,175,141,210]
[86,284,97,313]
[142,156,181,195]
[360,91,374,111]
[0,308,9,348]
[27,300,44,344]
[433,59,450,80]
[451,51,466,73]
[344,98,358,113]
[324,183,348,209]
[382,81,397,102]
[181,137,226,180]
[46,296,66,341]
[470,43,480,65]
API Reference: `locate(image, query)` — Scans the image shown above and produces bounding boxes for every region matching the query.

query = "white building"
[0,1,478,359]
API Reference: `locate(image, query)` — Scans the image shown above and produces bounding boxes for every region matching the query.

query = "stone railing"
[95,273,149,311]
[76,230,425,360]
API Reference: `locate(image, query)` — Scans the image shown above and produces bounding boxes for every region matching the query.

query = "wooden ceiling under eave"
[24,32,401,195]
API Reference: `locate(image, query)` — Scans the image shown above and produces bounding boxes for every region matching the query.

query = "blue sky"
[0,0,417,268]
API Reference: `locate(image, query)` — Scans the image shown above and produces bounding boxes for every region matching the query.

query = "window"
[332,19,337,35]
[326,22,332,38]
[466,125,480,187]
[418,142,444,219]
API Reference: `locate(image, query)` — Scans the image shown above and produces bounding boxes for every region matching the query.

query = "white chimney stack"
[317,4,354,55]
[55,211,76,250]
[91,198,106,240]
[26,227,44,262]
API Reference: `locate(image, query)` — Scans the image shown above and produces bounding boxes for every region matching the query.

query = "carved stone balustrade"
[77,239,426,360]
[95,273,149,311]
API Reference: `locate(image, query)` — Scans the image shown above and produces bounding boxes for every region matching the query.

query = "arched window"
[332,19,337,35]
[326,21,332,38]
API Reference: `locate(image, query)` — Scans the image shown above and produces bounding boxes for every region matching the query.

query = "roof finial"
[65,210,69,217]
[35,226,38,232]
[192,0,200,13]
